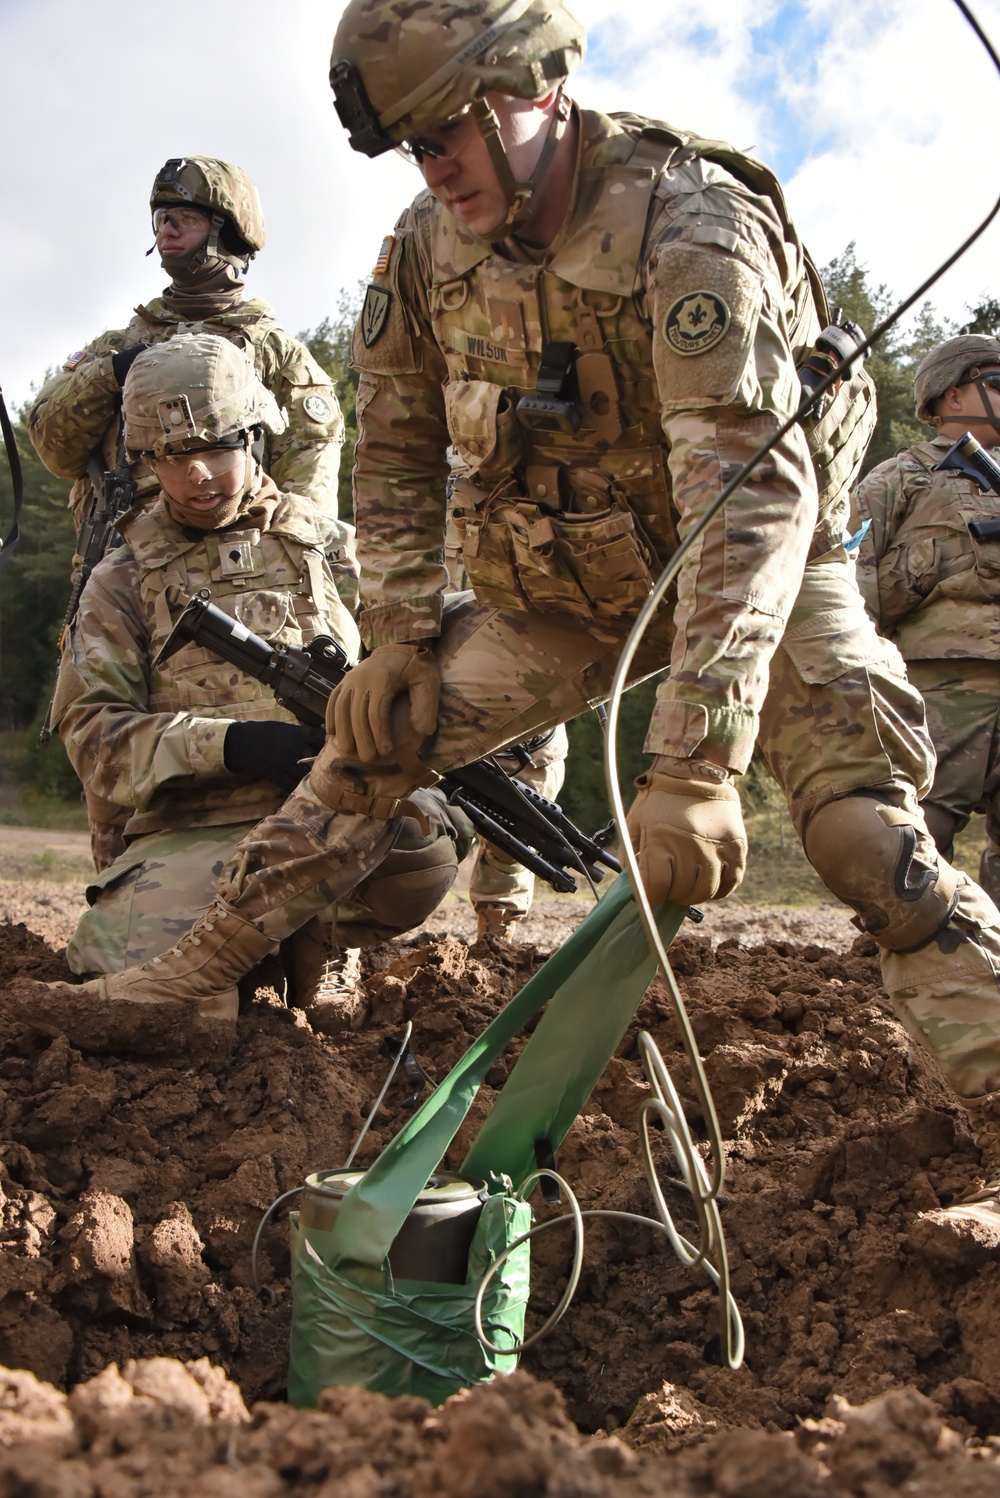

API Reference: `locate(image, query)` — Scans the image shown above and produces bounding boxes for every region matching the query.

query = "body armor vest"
[428,116,874,621]
[880,444,1000,658]
[121,493,354,834]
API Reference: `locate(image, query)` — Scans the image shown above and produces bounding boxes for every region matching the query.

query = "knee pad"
[352,788,468,933]
[804,794,962,952]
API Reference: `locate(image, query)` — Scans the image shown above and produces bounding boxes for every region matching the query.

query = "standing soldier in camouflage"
[20,0,1000,1263]
[851,335,1000,908]
[49,333,470,1037]
[27,157,353,873]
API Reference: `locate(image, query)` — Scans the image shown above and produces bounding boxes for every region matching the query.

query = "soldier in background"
[51,333,469,1035]
[27,157,354,873]
[850,335,1000,906]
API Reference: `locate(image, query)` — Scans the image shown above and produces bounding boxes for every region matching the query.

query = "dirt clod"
[1,902,1000,1491]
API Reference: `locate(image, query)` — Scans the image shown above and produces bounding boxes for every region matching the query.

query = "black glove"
[111,343,151,387]
[224,721,326,794]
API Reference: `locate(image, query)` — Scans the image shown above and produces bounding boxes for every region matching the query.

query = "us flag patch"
[373,235,394,275]
[62,350,87,370]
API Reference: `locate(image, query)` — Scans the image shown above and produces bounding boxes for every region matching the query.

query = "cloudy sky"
[2,0,999,413]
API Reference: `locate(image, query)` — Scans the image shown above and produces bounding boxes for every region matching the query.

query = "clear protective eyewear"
[394,107,472,166]
[152,205,211,234]
[152,443,244,475]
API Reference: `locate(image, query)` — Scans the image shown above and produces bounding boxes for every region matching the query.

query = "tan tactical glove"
[326,643,441,763]
[625,754,747,906]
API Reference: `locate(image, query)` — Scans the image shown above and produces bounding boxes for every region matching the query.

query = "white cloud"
[2,0,999,413]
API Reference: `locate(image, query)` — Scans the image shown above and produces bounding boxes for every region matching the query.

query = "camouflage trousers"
[469,723,569,921]
[66,791,471,975]
[168,570,1000,1100]
[68,824,256,975]
[905,658,1000,908]
[757,565,1000,1098]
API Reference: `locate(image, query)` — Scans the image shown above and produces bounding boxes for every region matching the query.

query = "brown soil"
[1,887,999,1493]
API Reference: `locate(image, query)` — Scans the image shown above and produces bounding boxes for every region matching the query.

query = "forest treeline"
[0,246,996,829]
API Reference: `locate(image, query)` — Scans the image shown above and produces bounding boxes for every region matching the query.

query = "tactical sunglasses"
[395,108,473,166]
[960,371,1000,393]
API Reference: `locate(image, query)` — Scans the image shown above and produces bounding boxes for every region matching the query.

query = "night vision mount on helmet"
[150,156,266,269]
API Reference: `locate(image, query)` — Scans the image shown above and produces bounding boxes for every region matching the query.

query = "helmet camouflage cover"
[330,0,584,155]
[914,333,1000,423]
[122,333,285,458]
[149,157,266,253]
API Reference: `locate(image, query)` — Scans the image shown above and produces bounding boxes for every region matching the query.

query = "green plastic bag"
[288,874,685,1407]
[288,1190,531,1405]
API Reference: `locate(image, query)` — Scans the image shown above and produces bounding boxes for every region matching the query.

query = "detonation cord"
[599,0,1000,1373]
[473,1032,744,1363]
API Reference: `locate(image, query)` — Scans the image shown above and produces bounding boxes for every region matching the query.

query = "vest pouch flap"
[460,516,527,611]
[503,498,656,620]
[444,380,523,478]
[150,643,268,712]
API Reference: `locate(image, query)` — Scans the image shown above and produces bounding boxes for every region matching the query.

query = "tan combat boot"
[11,897,278,1057]
[284,916,367,1036]
[474,904,519,942]
[910,1094,1000,1266]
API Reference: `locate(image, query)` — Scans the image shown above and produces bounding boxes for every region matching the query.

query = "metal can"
[300,1169,486,1284]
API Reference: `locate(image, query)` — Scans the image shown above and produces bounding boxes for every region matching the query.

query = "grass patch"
[0,791,89,833]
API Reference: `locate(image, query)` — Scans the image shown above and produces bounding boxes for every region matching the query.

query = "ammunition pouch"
[453,484,658,620]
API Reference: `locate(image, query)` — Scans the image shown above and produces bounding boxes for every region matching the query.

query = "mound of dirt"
[0,1359,998,1497]
[1,911,999,1489]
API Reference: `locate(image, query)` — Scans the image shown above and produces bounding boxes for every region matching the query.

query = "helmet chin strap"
[964,374,1000,440]
[146,211,250,275]
[472,90,571,238]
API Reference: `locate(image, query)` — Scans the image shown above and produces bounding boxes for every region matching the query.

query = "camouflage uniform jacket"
[850,437,1000,660]
[51,479,360,839]
[28,298,346,525]
[351,107,871,772]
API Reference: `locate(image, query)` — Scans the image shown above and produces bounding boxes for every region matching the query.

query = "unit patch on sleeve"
[303,395,333,422]
[664,291,730,356]
[373,235,394,275]
[360,285,392,348]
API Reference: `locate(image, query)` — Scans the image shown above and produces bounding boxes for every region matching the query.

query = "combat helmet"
[122,332,285,460]
[330,0,585,230]
[150,157,266,268]
[914,333,1000,425]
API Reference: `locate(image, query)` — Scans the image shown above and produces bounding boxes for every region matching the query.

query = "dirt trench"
[1,909,999,1493]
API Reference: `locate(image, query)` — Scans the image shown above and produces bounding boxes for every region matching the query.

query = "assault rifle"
[155,589,622,895]
[934,432,1000,544]
[39,447,136,744]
